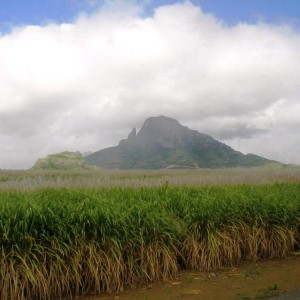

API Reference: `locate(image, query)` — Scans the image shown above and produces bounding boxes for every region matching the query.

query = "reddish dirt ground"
[80,254,300,300]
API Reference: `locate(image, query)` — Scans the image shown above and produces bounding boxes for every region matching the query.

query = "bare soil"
[80,254,300,300]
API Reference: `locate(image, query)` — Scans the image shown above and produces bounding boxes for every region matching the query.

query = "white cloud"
[0,2,300,169]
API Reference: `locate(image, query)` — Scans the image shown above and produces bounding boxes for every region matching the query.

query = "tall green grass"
[0,183,300,299]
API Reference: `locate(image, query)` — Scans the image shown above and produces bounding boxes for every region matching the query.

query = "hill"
[84,116,281,169]
[32,151,85,170]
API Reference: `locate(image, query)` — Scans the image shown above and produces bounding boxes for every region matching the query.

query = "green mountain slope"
[32,151,85,170]
[85,116,281,169]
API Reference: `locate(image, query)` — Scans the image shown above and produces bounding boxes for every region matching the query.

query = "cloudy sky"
[0,0,300,169]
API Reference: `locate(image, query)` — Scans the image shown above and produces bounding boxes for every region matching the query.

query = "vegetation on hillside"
[32,151,86,170]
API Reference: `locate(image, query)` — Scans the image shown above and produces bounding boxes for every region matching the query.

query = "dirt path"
[80,254,300,300]
[270,289,300,299]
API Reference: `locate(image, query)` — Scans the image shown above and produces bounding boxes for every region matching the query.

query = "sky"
[0,0,300,169]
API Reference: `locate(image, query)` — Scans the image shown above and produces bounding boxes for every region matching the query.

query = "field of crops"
[1,166,300,190]
[0,175,300,299]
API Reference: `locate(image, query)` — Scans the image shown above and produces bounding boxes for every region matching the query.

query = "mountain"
[32,151,86,170]
[84,116,280,169]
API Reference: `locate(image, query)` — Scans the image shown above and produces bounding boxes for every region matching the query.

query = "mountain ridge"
[84,116,281,169]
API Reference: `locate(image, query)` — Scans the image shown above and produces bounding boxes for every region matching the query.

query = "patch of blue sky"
[0,0,95,33]
[0,0,299,34]
[196,0,300,27]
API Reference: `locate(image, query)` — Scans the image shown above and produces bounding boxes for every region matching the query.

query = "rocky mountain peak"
[139,115,181,132]
[127,128,137,140]
[84,116,279,169]
[120,116,194,151]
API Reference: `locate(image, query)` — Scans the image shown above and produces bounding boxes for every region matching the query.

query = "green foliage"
[32,151,86,170]
[0,183,299,299]
[255,284,280,299]
[244,265,259,277]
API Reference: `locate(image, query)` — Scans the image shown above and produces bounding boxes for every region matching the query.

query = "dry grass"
[1,166,300,190]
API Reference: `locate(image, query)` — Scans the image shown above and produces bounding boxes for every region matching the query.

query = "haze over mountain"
[84,116,279,169]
